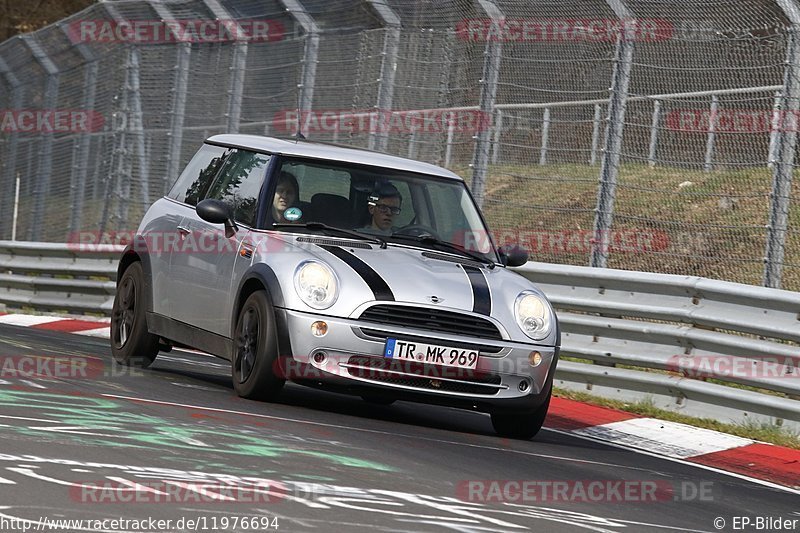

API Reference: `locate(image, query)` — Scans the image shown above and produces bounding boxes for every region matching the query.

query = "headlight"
[294,261,339,309]
[514,291,553,340]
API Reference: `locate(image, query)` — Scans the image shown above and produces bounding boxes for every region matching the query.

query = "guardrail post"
[0,55,23,240]
[648,99,661,167]
[590,103,602,165]
[470,0,504,207]
[703,95,719,172]
[368,0,401,152]
[764,0,800,289]
[149,1,191,194]
[281,0,320,137]
[59,23,98,235]
[22,35,60,242]
[590,0,635,268]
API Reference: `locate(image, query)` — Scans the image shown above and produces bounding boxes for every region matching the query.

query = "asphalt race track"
[0,323,797,533]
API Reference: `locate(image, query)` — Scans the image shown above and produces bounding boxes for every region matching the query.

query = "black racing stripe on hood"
[318,245,395,301]
[462,264,491,315]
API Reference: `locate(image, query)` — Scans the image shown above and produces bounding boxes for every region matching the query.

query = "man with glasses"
[358,182,402,235]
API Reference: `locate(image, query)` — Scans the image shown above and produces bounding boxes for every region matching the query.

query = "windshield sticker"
[284,207,302,221]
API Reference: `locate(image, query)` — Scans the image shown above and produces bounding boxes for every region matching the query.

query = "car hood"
[260,234,555,345]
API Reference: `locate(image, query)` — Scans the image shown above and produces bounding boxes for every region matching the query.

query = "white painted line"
[574,418,753,459]
[74,327,111,338]
[0,315,65,327]
[99,393,650,471]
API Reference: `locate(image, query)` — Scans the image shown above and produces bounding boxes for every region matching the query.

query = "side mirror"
[197,199,239,238]
[499,245,528,267]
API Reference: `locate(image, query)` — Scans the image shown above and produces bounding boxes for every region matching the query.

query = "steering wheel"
[393,224,441,240]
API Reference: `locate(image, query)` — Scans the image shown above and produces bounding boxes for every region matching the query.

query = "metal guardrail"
[514,262,800,430]
[0,241,122,314]
[0,241,798,429]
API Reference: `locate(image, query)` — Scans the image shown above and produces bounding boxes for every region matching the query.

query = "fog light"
[313,351,327,364]
[529,351,542,367]
[311,321,328,337]
[518,380,530,392]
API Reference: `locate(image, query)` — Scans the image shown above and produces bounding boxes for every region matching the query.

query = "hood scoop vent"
[297,237,372,249]
[422,251,485,268]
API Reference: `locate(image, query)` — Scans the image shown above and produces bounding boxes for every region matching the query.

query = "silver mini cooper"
[111,135,560,439]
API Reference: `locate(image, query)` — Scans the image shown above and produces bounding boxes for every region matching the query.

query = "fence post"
[445,120,456,167]
[764,0,800,288]
[59,23,98,235]
[590,103,602,165]
[492,109,503,164]
[648,99,661,167]
[280,0,320,136]
[768,90,782,168]
[590,0,635,268]
[539,107,551,166]
[470,0,504,208]
[368,0,401,152]
[149,1,191,195]
[200,0,248,134]
[22,35,60,242]
[0,56,22,240]
[704,95,719,172]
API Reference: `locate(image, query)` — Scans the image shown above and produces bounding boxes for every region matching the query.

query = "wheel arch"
[232,264,291,357]
[117,236,154,314]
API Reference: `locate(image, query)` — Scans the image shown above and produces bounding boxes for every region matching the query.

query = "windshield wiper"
[272,222,387,248]
[389,234,495,269]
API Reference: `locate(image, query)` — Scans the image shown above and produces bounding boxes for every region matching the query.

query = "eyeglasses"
[374,203,401,215]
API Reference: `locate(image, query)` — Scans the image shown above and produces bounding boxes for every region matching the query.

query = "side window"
[205,149,271,227]
[168,144,228,206]
[391,180,415,227]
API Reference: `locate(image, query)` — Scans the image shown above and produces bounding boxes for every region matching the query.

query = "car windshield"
[269,156,499,263]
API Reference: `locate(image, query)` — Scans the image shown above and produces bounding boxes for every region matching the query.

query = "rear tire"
[491,388,551,440]
[111,261,159,367]
[232,291,285,400]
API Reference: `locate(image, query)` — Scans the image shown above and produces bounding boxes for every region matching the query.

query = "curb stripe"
[688,443,800,488]
[318,245,394,301]
[462,264,491,315]
[546,397,639,430]
[32,320,110,333]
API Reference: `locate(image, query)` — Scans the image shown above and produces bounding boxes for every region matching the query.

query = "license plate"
[384,338,478,369]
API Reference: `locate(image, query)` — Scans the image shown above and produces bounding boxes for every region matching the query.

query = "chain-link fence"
[1,0,800,290]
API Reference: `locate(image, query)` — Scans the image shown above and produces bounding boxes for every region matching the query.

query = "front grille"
[344,356,502,395]
[359,305,503,340]
[359,328,504,354]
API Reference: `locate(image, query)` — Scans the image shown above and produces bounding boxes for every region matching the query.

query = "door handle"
[177,225,191,236]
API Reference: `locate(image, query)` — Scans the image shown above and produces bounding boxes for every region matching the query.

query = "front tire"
[491,388,552,440]
[232,291,285,400]
[111,261,159,367]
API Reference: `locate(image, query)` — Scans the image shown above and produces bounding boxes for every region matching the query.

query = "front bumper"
[276,307,559,412]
